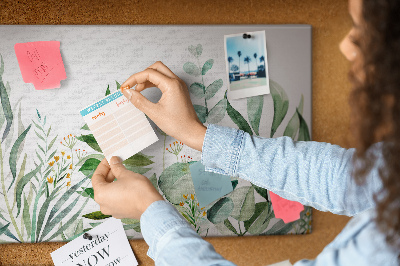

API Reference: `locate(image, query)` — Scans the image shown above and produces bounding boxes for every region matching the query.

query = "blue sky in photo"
[226,32,266,73]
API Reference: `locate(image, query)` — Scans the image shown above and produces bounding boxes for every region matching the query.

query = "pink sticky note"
[14,41,66,90]
[270,191,304,223]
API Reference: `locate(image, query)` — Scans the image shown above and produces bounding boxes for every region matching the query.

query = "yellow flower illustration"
[54,156,59,162]
[47,177,53,183]
[61,151,65,156]
[179,202,184,206]
[49,161,54,166]
[191,194,194,200]
[202,211,206,216]
[69,164,73,169]
[67,155,71,159]
[197,203,199,206]
[66,181,71,187]
[66,173,71,178]
[201,207,204,210]
[183,194,188,199]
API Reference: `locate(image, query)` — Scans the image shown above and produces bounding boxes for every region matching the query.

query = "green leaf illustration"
[270,79,289,138]
[244,202,273,235]
[202,59,214,75]
[13,154,27,198]
[188,44,202,57]
[206,99,226,124]
[205,79,223,100]
[283,95,304,139]
[193,104,207,123]
[189,82,205,98]
[207,197,234,224]
[0,77,13,142]
[45,198,90,242]
[82,211,112,220]
[158,162,195,204]
[261,219,295,235]
[83,188,94,199]
[247,96,264,136]
[105,84,111,96]
[81,124,90,130]
[124,152,154,167]
[223,218,238,235]
[297,109,311,141]
[0,222,10,237]
[79,158,101,178]
[252,184,269,200]
[229,186,255,221]
[226,99,253,135]
[23,194,32,237]
[76,134,102,152]
[15,163,42,217]
[121,218,141,232]
[231,180,238,190]
[9,125,31,190]
[116,81,121,91]
[183,62,201,77]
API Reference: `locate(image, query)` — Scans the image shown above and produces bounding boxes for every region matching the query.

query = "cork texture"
[0,0,353,265]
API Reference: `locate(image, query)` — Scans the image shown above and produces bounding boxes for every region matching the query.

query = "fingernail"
[123,89,133,100]
[110,156,122,165]
[121,85,130,92]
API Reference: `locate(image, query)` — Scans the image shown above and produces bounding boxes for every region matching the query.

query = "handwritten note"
[51,218,138,266]
[80,91,158,162]
[14,41,66,90]
[189,161,233,207]
[270,191,304,223]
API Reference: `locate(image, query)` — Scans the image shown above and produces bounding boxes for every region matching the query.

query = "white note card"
[80,91,158,162]
[51,218,138,266]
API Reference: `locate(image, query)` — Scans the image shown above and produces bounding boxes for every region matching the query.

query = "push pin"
[83,233,93,240]
[243,33,252,39]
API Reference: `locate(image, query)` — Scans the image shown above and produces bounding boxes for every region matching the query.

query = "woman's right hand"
[120,61,207,151]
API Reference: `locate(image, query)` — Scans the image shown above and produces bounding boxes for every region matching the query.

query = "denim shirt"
[140,124,399,265]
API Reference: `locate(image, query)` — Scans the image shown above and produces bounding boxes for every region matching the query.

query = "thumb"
[122,89,155,115]
[109,156,128,178]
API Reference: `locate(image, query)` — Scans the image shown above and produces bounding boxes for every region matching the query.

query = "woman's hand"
[91,157,164,220]
[120,61,207,151]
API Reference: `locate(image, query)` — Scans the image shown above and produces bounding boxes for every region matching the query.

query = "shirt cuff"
[201,124,245,176]
[140,200,191,260]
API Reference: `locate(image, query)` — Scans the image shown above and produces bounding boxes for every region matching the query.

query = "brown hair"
[349,0,400,259]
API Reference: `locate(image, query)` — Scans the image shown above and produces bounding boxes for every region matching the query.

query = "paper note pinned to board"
[189,161,233,207]
[270,191,304,223]
[14,41,66,90]
[80,91,158,162]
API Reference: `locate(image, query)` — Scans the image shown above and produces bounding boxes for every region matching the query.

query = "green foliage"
[207,197,234,224]
[247,96,264,136]
[189,82,205,98]
[243,202,273,235]
[105,85,111,96]
[0,75,13,142]
[270,79,289,138]
[79,158,101,178]
[226,98,253,135]
[252,184,269,201]
[82,211,111,220]
[158,162,195,204]
[76,134,102,152]
[297,109,311,141]
[205,79,223,100]
[229,186,255,221]
[9,125,31,190]
[183,62,201,77]
[206,99,227,124]
[202,59,214,75]
[193,105,207,123]
[283,95,304,139]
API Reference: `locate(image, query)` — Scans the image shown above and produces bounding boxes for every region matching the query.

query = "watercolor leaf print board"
[0,25,311,243]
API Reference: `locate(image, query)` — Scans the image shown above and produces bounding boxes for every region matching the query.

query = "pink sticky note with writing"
[270,191,304,223]
[14,41,66,90]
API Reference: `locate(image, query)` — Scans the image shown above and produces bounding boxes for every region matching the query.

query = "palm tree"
[253,53,258,74]
[260,55,265,72]
[227,56,234,73]
[237,51,242,77]
[244,56,251,78]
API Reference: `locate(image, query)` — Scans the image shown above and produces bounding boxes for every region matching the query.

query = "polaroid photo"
[224,30,270,100]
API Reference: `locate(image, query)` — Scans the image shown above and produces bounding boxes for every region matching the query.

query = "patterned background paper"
[0,25,311,243]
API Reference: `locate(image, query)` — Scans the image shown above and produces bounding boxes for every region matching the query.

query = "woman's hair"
[349,0,400,257]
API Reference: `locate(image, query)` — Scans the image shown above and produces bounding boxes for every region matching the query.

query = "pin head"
[243,33,252,39]
[83,233,93,240]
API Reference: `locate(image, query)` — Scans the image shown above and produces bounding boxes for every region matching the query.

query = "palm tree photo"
[244,56,251,78]
[237,51,242,77]
[253,53,258,74]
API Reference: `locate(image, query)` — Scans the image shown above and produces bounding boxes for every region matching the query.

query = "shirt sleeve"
[140,200,237,266]
[201,124,383,216]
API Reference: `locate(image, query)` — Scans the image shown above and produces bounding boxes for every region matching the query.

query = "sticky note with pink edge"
[270,191,304,223]
[14,41,66,90]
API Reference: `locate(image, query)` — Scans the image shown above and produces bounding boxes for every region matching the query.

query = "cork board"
[0,0,352,265]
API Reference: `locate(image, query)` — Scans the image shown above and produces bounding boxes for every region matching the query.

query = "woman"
[91,0,400,264]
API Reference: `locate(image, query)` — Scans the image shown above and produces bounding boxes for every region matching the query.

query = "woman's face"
[339,0,362,63]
